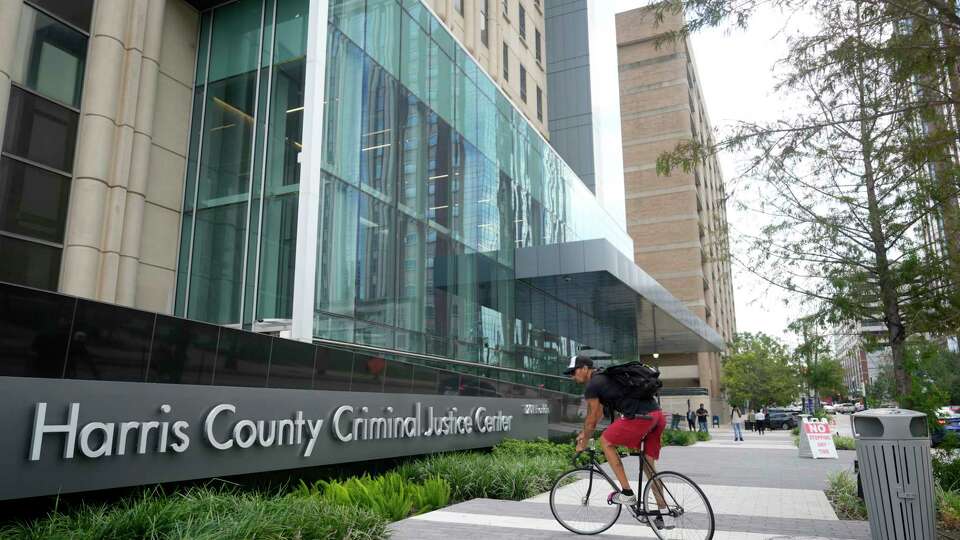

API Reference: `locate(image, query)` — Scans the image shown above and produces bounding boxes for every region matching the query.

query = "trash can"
[852,408,937,540]
[670,413,683,430]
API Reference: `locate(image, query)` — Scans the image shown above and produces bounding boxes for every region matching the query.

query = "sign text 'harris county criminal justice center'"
[0,377,549,500]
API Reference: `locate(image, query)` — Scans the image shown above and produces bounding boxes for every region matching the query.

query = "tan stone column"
[61,0,151,300]
[117,0,167,306]
[0,1,23,147]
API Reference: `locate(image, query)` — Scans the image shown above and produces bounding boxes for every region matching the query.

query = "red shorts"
[601,410,667,460]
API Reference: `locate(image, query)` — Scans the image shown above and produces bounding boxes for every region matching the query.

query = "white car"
[835,403,856,413]
[823,404,836,413]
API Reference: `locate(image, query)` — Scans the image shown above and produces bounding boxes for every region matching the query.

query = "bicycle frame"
[574,449,676,520]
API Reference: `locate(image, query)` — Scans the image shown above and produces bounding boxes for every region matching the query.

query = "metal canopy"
[515,239,725,354]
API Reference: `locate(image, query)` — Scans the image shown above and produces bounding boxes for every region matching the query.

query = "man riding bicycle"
[566,354,668,516]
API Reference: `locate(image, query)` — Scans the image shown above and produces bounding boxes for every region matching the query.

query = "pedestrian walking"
[747,409,756,431]
[755,408,766,435]
[696,403,709,432]
[686,409,696,431]
[731,406,744,441]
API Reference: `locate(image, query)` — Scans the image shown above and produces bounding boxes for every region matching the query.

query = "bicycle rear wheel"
[549,467,622,535]
[642,471,714,540]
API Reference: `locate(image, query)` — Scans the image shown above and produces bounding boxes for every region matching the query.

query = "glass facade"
[0,1,91,291]
[178,0,635,394]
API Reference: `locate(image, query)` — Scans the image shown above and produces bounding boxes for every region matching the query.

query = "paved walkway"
[392,417,871,539]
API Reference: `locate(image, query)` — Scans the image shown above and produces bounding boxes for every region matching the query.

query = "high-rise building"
[543,0,626,226]
[616,7,736,417]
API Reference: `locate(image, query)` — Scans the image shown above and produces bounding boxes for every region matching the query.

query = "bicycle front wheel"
[642,471,715,540]
[549,467,622,535]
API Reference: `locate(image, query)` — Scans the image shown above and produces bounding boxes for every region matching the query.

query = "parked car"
[834,403,856,413]
[766,408,800,430]
[823,403,836,414]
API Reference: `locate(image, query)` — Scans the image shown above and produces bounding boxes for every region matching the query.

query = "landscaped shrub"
[934,453,960,492]
[493,437,576,461]
[660,429,696,446]
[404,451,567,502]
[295,471,451,520]
[791,426,800,436]
[0,487,388,540]
[825,471,867,520]
[695,431,711,442]
[833,434,856,450]
[937,482,960,531]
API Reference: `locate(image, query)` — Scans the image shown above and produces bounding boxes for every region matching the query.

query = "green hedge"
[294,472,451,522]
[833,434,856,450]
[661,429,696,446]
[0,487,388,540]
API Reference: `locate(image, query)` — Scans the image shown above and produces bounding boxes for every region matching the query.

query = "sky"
[610,0,806,345]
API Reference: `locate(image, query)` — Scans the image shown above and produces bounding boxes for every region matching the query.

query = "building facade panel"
[617,6,737,419]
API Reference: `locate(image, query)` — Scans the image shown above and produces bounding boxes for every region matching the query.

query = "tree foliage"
[653,0,960,397]
[722,332,800,407]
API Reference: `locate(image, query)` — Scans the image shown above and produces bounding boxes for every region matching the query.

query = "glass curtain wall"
[0,1,92,290]
[176,0,308,326]
[315,0,637,387]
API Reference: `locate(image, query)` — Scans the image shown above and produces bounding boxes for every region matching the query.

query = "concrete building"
[834,320,893,396]
[616,7,737,417]
[543,0,626,225]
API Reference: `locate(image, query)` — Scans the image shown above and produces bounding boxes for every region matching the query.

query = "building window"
[502,0,508,18]
[519,5,526,41]
[535,29,542,64]
[0,2,90,292]
[480,0,489,46]
[520,64,527,102]
[502,44,509,80]
[536,86,543,121]
[12,6,88,107]
[454,0,463,15]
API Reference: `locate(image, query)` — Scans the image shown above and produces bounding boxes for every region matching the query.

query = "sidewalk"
[391,423,870,539]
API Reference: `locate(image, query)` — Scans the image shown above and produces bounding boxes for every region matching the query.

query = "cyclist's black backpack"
[601,361,662,401]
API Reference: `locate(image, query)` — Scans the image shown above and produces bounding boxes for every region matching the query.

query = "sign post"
[799,417,838,459]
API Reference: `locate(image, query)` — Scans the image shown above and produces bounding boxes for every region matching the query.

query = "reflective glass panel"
[207,0,262,83]
[314,345,354,390]
[315,175,358,316]
[0,282,73,378]
[365,0,401,77]
[0,235,60,290]
[148,315,217,384]
[383,358,414,393]
[400,10,429,102]
[323,29,363,185]
[3,86,78,173]
[352,352,386,393]
[0,157,70,242]
[356,192,396,326]
[66,301,154,382]
[267,337,315,389]
[213,327,270,387]
[12,6,87,107]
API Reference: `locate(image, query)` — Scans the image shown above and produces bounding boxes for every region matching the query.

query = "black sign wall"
[0,377,549,500]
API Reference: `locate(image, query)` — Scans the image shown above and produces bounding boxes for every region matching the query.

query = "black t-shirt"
[584,373,659,416]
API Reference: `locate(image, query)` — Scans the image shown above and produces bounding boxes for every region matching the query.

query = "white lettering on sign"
[30,403,191,461]
[27,400,520,462]
[798,417,838,459]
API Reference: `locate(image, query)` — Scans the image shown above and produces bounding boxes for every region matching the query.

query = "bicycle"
[549,440,715,539]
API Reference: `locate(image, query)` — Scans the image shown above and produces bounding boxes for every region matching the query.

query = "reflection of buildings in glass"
[0,0,722,401]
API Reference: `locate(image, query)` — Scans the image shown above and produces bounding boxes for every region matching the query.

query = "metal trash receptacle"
[670,414,683,430]
[852,408,937,540]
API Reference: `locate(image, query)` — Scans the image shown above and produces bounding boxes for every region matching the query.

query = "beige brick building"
[616,7,737,418]
[424,0,548,136]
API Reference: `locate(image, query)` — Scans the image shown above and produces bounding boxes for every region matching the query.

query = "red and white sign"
[799,418,838,459]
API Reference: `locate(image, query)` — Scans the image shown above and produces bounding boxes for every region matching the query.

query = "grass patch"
[825,471,867,520]
[938,483,960,532]
[0,486,388,540]
[833,434,856,450]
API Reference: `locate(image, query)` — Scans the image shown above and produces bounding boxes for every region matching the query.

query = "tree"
[722,333,800,408]
[658,0,960,398]
[790,319,847,400]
